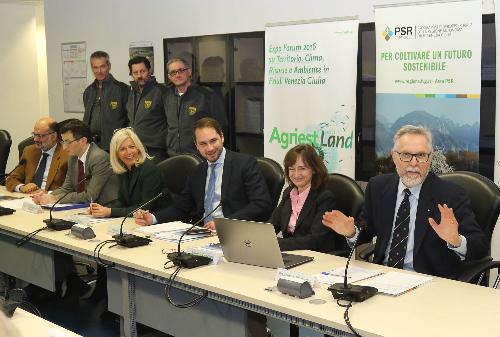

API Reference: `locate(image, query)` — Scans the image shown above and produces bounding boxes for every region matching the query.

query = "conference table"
[10,308,82,337]
[1,187,500,337]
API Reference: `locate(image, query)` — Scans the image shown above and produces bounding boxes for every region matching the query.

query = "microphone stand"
[113,192,164,247]
[328,227,378,302]
[167,202,222,268]
[44,175,91,231]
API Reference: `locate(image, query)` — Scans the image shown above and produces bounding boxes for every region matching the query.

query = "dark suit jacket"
[6,143,68,192]
[360,172,488,278]
[155,150,272,223]
[271,186,340,253]
[109,159,163,217]
[53,143,118,205]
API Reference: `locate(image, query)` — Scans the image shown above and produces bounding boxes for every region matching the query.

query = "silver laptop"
[215,218,314,269]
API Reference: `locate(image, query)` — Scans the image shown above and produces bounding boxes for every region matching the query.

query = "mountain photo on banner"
[376,93,479,173]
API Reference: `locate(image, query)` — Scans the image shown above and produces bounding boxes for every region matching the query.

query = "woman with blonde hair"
[90,128,163,217]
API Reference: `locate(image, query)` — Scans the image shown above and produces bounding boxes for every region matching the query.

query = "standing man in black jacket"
[165,57,227,157]
[83,51,129,151]
[126,56,168,162]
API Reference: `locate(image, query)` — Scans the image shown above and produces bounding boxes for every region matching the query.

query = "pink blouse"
[287,185,311,234]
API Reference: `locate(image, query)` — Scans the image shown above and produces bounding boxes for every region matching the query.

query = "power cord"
[16,227,48,247]
[93,240,116,268]
[336,299,362,337]
[164,265,208,308]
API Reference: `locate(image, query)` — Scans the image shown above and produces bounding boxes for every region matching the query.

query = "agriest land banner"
[375,0,482,173]
[264,18,359,177]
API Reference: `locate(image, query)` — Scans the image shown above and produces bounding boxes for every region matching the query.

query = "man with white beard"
[322,125,487,278]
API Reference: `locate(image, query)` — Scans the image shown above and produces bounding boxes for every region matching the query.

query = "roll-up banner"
[375,0,482,173]
[264,18,359,177]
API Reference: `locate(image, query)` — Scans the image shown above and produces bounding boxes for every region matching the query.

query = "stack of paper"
[136,221,214,243]
[316,266,384,285]
[357,271,432,296]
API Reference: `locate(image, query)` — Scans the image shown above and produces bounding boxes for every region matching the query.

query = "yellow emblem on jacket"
[144,100,152,109]
[188,106,197,116]
[110,101,118,110]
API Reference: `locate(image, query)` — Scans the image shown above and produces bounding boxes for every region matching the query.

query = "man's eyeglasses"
[31,131,55,139]
[113,126,134,134]
[167,68,189,77]
[395,151,432,163]
[60,137,82,145]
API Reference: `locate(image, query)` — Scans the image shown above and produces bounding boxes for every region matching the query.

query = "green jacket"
[109,159,163,217]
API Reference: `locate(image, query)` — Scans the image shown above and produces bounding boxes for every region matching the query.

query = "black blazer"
[109,159,163,217]
[271,186,341,252]
[154,150,273,223]
[360,172,488,278]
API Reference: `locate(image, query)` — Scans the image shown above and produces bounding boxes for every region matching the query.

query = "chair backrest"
[0,130,12,177]
[18,136,35,160]
[325,173,365,218]
[256,157,285,209]
[157,154,203,199]
[440,171,500,244]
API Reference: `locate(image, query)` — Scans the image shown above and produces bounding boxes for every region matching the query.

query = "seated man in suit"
[134,117,273,229]
[31,119,117,206]
[323,124,487,278]
[6,117,68,193]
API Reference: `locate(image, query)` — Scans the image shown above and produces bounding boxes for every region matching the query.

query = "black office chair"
[440,171,500,285]
[325,173,365,255]
[358,171,500,286]
[18,136,35,160]
[256,157,285,209]
[0,130,12,180]
[157,154,203,202]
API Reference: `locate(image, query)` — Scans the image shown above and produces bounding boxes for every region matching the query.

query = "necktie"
[77,159,85,192]
[204,163,218,222]
[31,152,49,188]
[388,188,412,269]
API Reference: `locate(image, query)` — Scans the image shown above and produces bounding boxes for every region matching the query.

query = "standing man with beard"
[83,51,129,152]
[126,56,168,162]
[322,125,487,278]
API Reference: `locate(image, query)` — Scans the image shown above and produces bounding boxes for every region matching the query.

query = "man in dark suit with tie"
[134,117,273,229]
[6,117,68,193]
[322,125,487,278]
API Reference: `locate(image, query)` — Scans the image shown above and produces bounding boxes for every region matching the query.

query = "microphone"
[328,225,378,302]
[167,202,222,268]
[113,192,164,247]
[43,174,91,231]
[0,159,27,184]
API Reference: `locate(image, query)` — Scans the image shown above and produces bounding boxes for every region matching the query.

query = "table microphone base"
[167,252,212,268]
[43,218,76,231]
[328,283,378,302]
[113,234,151,248]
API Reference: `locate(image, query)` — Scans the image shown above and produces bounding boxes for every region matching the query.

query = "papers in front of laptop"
[0,197,30,210]
[315,266,384,285]
[135,221,212,243]
[356,271,432,296]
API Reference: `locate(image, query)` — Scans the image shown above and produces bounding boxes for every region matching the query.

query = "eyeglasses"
[32,131,55,139]
[395,151,432,163]
[113,126,134,134]
[60,137,82,145]
[167,68,189,77]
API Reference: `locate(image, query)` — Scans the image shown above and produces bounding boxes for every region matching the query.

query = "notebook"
[214,218,313,269]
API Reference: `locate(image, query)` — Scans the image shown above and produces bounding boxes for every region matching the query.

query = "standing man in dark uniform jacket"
[126,56,168,162]
[323,125,487,279]
[134,118,272,230]
[165,57,227,157]
[83,51,129,151]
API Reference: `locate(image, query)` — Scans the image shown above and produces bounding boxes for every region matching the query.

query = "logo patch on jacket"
[188,106,197,116]
[110,101,118,110]
[144,100,152,109]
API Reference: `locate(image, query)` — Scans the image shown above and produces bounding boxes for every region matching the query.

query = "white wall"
[0,1,48,171]
[44,0,495,123]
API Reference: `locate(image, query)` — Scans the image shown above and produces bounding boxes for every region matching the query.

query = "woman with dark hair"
[271,144,338,252]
